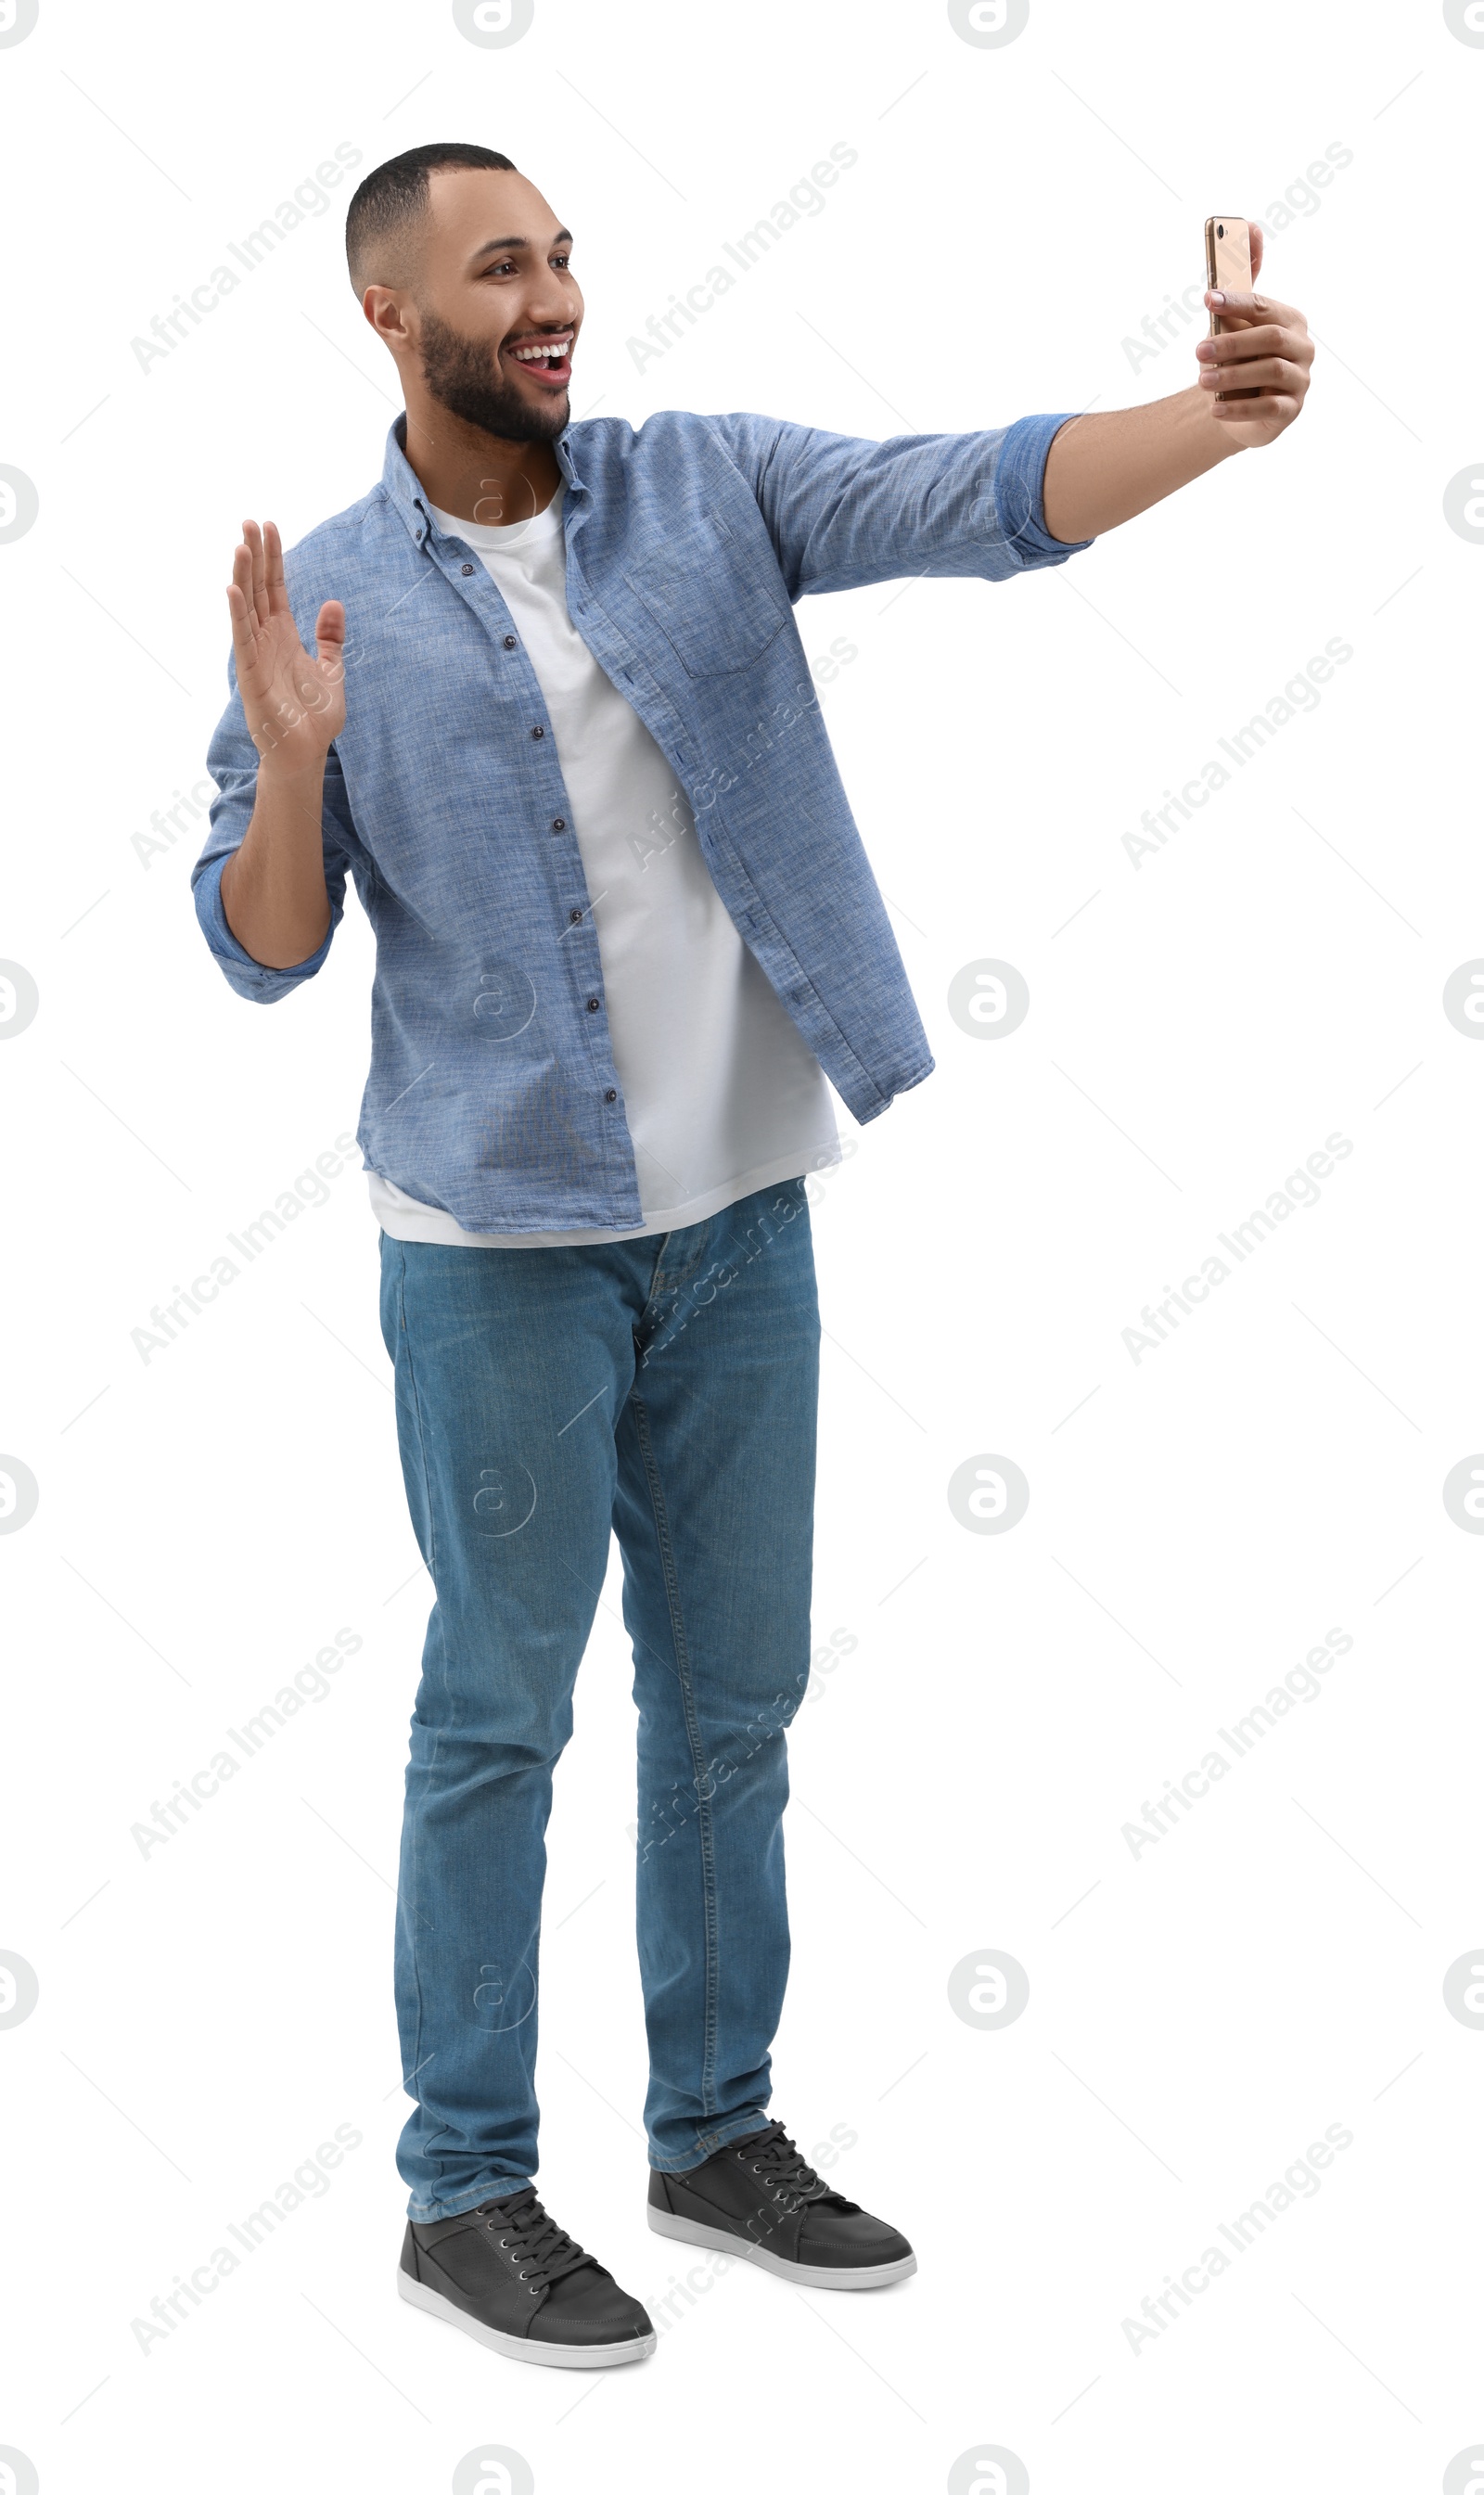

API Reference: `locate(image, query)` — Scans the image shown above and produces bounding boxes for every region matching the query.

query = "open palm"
[227,518,346,771]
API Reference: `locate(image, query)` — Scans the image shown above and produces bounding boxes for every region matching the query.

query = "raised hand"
[227,518,346,774]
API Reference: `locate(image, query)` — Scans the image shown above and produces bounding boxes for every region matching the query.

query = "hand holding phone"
[1203,217,1261,402]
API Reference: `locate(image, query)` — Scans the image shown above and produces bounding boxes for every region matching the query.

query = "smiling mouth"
[505,331,574,389]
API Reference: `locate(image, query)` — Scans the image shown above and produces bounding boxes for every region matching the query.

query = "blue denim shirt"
[195,410,1088,1234]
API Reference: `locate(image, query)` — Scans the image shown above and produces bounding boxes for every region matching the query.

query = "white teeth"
[513,338,571,362]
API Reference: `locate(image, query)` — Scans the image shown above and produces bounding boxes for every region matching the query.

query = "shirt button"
[585,996,599,1012]
[569,908,582,924]
[503,634,517,649]
[531,724,545,740]
[551,816,566,832]
[604,1089,618,1104]
[461,563,475,576]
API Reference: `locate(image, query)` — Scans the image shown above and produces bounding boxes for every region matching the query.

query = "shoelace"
[473,2187,593,2288]
[736,2121,833,2213]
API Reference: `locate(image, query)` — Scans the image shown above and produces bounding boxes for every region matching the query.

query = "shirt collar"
[381,413,587,549]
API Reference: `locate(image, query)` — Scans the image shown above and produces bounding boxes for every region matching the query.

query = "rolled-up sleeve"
[709,409,1093,598]
[192,655,355,1004]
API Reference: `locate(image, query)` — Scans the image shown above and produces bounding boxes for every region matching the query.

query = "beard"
[417,307,569,445]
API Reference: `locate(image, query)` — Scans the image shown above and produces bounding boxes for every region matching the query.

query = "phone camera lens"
[1216,223,1224,237]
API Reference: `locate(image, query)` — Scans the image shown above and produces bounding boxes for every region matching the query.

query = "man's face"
[412,167,583,446]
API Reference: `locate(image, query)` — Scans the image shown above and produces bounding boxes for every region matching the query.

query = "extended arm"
[1043,235,1314,542]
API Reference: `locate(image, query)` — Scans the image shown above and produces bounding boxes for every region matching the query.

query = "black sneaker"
[398,2186,656,2368]
[647,2120,915,2290]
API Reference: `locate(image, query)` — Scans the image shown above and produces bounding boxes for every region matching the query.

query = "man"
[194,142,1312,2369]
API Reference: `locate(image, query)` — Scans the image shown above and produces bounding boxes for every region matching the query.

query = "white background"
[2,1,1480,2489]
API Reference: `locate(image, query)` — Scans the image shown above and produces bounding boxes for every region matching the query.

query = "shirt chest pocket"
[625,511,791,679]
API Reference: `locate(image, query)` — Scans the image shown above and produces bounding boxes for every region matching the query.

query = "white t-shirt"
[368,486,838,1248]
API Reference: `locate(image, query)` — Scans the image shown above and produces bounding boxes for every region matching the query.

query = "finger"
[263,520,290,620]
[312,599,348,697]
[1198,357,1309,393]
[242,518,270,629]
[1209,394,1300,425]
[225,580,260,672]
[1203,289,1302,328]
[1196,323,1296,364]
[313,597,346,657]
[228,551,261,661]
[1248,221,1264,283]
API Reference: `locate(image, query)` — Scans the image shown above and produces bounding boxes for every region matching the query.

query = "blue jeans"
[377,1178,820,2220]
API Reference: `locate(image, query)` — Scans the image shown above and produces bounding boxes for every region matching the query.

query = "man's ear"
[362,286,412,348]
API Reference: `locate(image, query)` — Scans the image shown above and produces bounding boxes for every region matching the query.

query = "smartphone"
[1204,215,1260,401]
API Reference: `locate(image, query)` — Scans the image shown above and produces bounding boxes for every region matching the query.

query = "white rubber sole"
[647,2204,917,2289]
[397,2268,657,2367]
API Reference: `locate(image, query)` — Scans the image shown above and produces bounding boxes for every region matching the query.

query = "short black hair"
[345,143,518,292]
